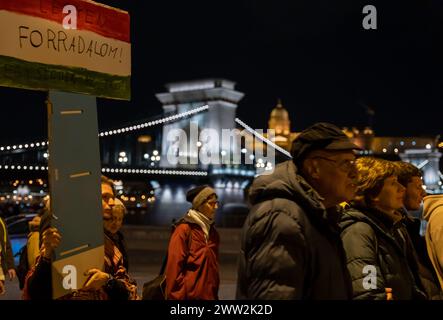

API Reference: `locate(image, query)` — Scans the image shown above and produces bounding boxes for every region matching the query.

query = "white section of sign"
[52,245,104,299]
[0,10,131,77]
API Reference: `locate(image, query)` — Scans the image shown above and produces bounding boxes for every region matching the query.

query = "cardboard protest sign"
[0,0,131,100]
[47,91,104,299]
[0,0,131,298]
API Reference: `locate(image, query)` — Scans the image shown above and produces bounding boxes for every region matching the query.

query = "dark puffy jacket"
[399,209,442,299]
[339,206,427,300]
[236,161,352,300]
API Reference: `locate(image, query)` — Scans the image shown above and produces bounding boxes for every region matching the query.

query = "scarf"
[187,209,213,240]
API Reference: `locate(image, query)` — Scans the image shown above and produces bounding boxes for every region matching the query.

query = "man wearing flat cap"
[236,122,360,299]
[165,185,220,300]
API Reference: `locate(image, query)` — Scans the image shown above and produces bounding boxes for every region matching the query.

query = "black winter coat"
[400,209,442,299]
[339,206,427,300]
[236,161,352,300]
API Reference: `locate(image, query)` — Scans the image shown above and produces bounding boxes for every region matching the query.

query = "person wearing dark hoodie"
[340,157,427,300]
[165,185,220,300]
[236,122,360,300]
[423,194,443,291]
[394,161,426,240]
[394,161,441,299]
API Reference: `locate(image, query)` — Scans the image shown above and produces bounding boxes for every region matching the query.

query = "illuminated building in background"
[264,103,442,193]
[267,99,298,150]
[341,128,441,192]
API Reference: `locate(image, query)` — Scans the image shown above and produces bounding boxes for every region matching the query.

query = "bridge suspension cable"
[0,105,209,154]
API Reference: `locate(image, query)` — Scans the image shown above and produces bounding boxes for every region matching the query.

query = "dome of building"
[270,99,289,121]
[268,99,291,137]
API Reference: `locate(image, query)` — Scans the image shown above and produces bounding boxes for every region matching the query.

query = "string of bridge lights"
[0,165,48,171]
[0,141,48,153]
[0,105,210,154]
[1,109,287,178]
[102,168,208,176]
[0,164,208,177]
[98,104,209,137]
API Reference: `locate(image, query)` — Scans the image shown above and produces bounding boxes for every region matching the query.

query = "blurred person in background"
[423,195,443,291]
[104,198,129,271]
[394,161,441,299]
[0,215,16,295]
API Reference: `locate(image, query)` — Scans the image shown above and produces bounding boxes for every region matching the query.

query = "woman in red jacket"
[165,185,220,300]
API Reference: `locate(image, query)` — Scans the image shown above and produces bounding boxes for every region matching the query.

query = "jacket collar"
[348,205,405,231]
[342,206,407,255]
[249,160,342,232]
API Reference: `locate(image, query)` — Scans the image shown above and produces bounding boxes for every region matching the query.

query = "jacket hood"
[248,160,325,214]
[423,195,443,221]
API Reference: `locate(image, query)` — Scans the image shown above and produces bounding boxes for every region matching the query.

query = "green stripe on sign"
[0,55,131,100]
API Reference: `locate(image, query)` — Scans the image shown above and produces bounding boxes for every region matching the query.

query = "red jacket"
[165,218,220,300]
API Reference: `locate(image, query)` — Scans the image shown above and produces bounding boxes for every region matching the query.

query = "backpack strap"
[159,220,192,275]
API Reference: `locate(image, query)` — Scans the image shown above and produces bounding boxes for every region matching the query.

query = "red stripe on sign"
[0,0,130,43]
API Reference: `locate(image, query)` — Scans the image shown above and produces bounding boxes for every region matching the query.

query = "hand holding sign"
[7,269,16,281]
[82,268,110,291]
[41,227,62,259]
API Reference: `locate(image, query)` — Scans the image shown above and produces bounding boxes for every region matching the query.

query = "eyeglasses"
[206,200,219,207]
[309,156,356,173]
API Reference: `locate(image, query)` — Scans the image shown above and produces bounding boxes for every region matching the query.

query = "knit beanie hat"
[186,185,216,209]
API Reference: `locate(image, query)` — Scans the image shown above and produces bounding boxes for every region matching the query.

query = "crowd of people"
[237,122,443,300]
[0,122,443,300]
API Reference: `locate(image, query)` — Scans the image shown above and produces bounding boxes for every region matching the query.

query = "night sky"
[1,0,443,146]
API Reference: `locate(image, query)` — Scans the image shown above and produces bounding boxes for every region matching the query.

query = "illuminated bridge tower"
[156,79,244,169]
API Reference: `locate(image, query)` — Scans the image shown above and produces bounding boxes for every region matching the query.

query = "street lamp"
[118,151,128,163]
